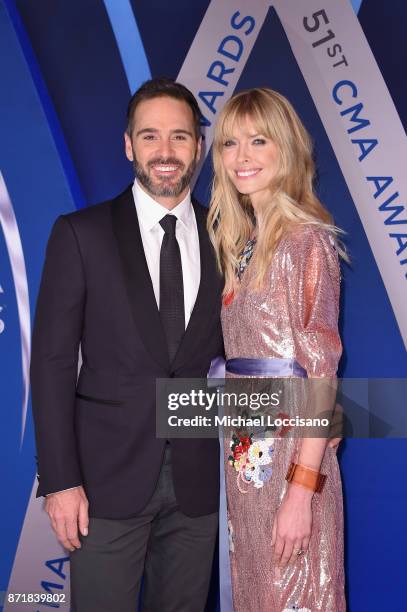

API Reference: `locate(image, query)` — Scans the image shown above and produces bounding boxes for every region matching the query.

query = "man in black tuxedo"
[31,78,223,612]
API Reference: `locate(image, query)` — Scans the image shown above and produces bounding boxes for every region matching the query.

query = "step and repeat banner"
[1,0,406,610]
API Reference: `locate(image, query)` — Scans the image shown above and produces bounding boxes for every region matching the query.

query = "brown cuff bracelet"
[285,462,327,493]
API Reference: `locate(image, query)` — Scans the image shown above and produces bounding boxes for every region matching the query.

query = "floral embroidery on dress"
[282,608,311,612]
[228,432,274,493]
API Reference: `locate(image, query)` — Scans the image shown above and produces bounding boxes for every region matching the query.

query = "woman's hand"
[271,482,313,567]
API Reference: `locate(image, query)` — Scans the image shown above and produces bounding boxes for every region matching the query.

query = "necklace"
[223,237,257,307]
[237,237,257,280]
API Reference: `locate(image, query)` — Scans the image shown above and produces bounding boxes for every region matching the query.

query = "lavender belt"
[208,356,307,612]
[226,357,307,378]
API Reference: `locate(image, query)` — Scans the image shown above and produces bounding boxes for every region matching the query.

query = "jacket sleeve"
[30,215,86,496]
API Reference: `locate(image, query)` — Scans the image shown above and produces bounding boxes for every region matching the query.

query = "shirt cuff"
[46,486,80,496]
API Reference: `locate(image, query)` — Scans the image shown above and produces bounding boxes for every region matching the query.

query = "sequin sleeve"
[283,225,342,377]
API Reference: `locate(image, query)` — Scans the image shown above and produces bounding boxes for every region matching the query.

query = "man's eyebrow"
[172,129,194,137]
[135,128,194,137]
[135,128,159,136]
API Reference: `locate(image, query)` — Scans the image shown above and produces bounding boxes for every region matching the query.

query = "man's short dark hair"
[126,77,202,140]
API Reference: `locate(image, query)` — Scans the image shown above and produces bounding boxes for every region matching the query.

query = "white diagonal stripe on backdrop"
[4,482,70,612]
[177,0,270,179]
[273,0,407,348]
[0,171,31,447]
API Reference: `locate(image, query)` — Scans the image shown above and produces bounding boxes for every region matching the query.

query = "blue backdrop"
[1,1,406,610]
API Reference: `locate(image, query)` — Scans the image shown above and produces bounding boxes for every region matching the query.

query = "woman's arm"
[272,226,342,567]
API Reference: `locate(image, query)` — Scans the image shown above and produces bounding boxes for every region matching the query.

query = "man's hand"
[45,486,89,552]
[327,436,341,451]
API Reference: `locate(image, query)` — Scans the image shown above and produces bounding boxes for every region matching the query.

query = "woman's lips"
[235,168,261,179]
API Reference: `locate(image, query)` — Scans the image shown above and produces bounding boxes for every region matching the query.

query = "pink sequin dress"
[221,224,346,612]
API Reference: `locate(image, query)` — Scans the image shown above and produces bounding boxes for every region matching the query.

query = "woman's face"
[220,116,279,210]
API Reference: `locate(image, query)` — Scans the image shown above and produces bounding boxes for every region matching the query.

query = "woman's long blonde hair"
[207,88,345,295]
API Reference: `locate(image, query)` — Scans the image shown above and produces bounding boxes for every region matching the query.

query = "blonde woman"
[208,88,346,611]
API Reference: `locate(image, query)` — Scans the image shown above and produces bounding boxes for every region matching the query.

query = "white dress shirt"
[132,179,200,328]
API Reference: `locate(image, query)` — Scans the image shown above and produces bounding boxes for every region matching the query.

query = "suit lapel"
[171,199,222,370]
[111,186,170,370]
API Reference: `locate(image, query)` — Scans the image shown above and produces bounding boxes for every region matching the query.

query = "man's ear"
[124,132,134,162]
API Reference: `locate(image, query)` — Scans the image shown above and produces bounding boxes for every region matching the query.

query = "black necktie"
[159,215,185,362]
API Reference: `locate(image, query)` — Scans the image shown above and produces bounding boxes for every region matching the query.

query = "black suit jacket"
[31,186,224,519]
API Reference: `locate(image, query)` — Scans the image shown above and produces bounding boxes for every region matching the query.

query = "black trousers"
[70,445,218,612]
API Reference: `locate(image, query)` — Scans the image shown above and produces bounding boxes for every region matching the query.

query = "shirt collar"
[132,179,193,232]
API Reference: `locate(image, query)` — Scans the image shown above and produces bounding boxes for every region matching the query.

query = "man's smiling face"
[125,96,202,206]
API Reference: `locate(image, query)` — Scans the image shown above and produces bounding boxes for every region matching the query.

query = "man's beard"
[133,154,197,198]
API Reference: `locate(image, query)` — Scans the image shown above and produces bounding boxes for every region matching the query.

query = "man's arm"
[31,216,88,549]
